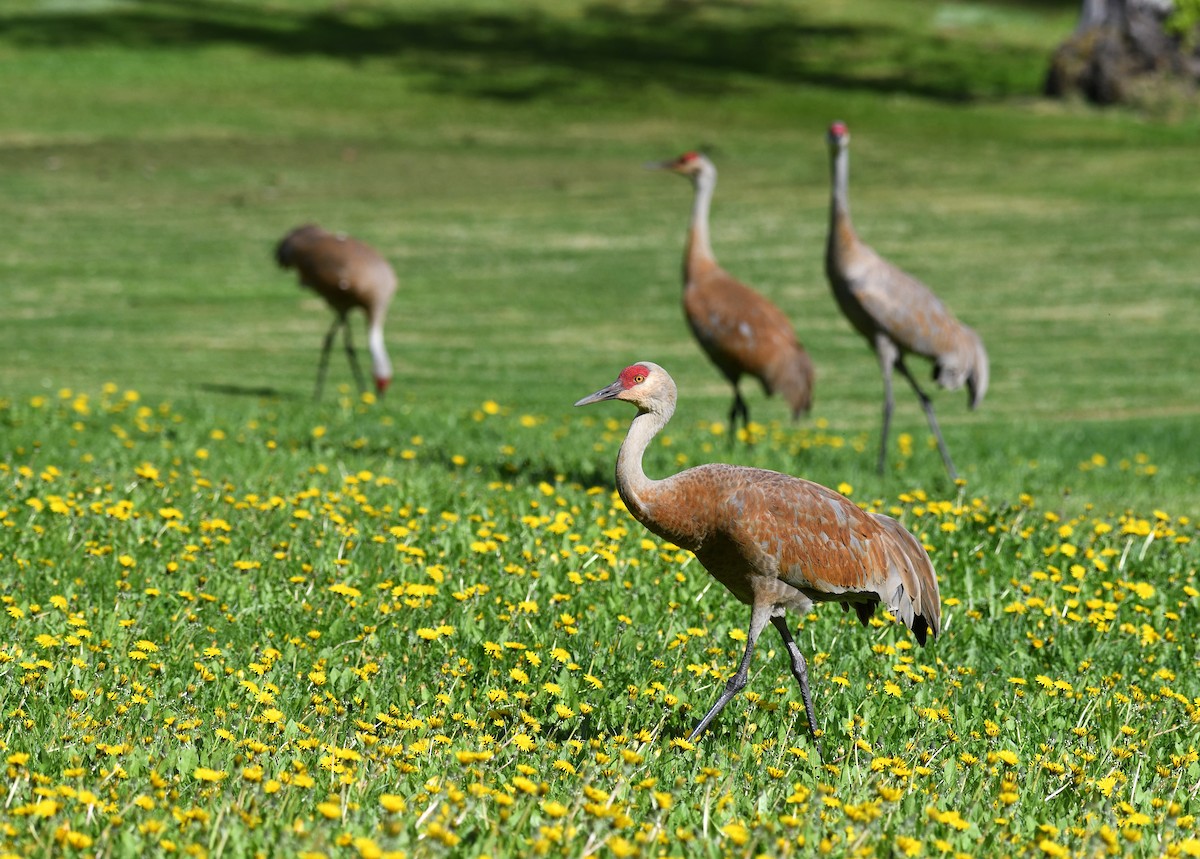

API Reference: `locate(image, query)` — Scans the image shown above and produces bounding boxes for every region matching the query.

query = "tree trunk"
[1045,0,1200,104]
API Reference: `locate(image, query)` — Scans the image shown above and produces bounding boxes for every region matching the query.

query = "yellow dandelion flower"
[455,750,493,764]
[542,800,568,818]
[1038,839,1070,858]
[62,831,93,849]
[354,836,385,858]
[607,836,638,858]
[721,822,750,846]
[512,776,540,795]
[513,733,535,752]
[1130,581,1155,599]
[316,801,341,819]
[380,794,406,813]
[32,799,58,817]
[995,750,1019,766]
[193,767,227,783]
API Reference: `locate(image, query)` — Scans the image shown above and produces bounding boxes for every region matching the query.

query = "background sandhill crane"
[275,224,397,399]
[576,362,939,745]
[824,123,988,480]
[651,152,814,439]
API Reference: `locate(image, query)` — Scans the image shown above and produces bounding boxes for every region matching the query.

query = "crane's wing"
[665,466,940,641]
[685,268,803,379]
[843,250,965,362]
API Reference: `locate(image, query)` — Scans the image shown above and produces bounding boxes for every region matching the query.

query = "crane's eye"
[633,374,645,384]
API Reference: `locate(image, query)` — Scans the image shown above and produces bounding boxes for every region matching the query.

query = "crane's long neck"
[684,170,716,280]
[615,403,673,522]
[827,145,857,263]
[366,312,392,385]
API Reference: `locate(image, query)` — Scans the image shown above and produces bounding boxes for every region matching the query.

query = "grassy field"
[1,0,1199,856]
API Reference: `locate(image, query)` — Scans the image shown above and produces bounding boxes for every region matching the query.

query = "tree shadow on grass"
[0,0,1047,102]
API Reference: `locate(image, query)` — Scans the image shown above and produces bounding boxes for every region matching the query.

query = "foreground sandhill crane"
[275,224,397,399]
[824,122,988,479]
[576,362,940,744]
[651,152,814,438]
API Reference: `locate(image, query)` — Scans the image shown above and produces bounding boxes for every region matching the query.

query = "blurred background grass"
[1,0,1197,513]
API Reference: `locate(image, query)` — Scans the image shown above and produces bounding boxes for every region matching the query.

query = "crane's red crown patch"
[620,364,651,387]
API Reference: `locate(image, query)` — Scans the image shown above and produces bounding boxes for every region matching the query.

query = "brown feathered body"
[627,459,938,641]
[276,224,397,321]
[276,224,397,394]
[685,233,816,421]
[658,152,814,431]
[576,362,939,742]
[826,212,988,410]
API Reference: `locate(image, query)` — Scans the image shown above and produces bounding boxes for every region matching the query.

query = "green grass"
[1,0,1199,856]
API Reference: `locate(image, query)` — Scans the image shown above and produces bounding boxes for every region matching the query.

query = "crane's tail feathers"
[870,514,942,646]
[966,330,989,410]
[768,349,815,419]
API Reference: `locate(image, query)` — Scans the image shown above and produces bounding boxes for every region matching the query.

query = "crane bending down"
[651,152,814,439]
[275,224,397,399]
[576,362,940,744]
[824,123,988,479]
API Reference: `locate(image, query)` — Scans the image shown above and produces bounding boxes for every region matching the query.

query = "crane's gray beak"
[574,379,623,407]
[644,159,675,171]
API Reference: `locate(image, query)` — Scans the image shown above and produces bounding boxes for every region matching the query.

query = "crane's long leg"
[728,386,749,445]
[876,349,896,475]
[770,616,823,757]
[687,604,771,741]
[341,319,367,394]
[896,359,958,480]
[314,317,344,401]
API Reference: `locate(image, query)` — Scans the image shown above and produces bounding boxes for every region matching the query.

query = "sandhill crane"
[275,224,397,399]
[651,152,814,439]
[576,362,939,745]
[824,123,988,480]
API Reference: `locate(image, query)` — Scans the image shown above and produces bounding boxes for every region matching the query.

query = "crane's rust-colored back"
[684,260,815,417]
[276,225,397,318]
[628,462,940,643]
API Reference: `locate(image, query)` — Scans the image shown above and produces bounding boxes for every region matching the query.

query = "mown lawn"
[1,0,1198,856]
